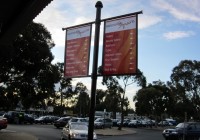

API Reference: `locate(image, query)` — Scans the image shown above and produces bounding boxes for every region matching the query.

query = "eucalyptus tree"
[100,75,123,124]
[0,22,60,110]
[95,89,106,111]
[170,60,200,120]
[73,82,90,117]
[54,62,72,115]
[102,69,146,130]
[116,69,146,130]
[134,80,174,121]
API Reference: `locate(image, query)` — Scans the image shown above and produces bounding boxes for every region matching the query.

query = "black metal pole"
[88,1,103,140]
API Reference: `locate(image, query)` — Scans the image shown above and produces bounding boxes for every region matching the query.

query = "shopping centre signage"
[63,3,142,139]
[64,24,92,77]
[102,16,137,76]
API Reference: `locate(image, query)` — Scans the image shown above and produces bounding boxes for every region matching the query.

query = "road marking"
[0,129,16,133]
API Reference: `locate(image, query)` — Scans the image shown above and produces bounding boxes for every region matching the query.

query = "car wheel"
[61,136,65,140]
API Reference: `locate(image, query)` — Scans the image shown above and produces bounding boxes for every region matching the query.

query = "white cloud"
[163,31,195,40]
[34,1,68,47]
[139,14,162,29]
[52,57,63,64]
[34,1,100,48]
[152,0,200,22]
[126,86,139,109]
[34,0,165,49]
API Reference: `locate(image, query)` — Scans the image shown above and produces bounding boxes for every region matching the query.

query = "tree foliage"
[102,76,123,114]
[0,22,60,110]
[133,60,200,121]
[102,69,146,130]
[170,60,200,120]
[95,89,106,111]
[134,81,174,119]
[73,82,90,117]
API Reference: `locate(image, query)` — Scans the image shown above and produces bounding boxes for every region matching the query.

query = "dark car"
[0,111,5,116]
[162,122,200,140]
[117,119,131,127]
[3,111,25,124]
[54,117,71,128]
[24,114,34,124]
[112,119,120,127]
[35,116,52,124]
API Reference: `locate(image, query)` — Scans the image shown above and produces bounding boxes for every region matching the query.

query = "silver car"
[94,118,113,129]
[61,122,97,140]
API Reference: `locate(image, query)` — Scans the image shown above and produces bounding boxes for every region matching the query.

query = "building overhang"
[0,0,53,47]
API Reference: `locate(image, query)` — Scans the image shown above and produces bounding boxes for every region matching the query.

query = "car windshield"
[176,123,189,128]
[38,116,44,119]
[70,118,87,122]
[95,119,103,122]
[70,124,88,130]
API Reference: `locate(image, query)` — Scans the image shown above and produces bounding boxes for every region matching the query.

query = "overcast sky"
[34,0,200,109]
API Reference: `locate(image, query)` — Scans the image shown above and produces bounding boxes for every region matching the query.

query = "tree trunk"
[118,92,125,130]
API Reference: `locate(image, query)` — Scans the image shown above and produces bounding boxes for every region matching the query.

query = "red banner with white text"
[64,25,92,78]
[102,16,138,76]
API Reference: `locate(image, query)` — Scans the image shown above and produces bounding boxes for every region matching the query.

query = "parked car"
[51,116,60,122]
[117,119,130,127]
[123,119,131,127]
[61,122,97,140]
[0,111,5,116]
[24,114,34,124]
[165,118,177,126]
[68,117,88,125]
[94,118,113,129]
[112,119,120,127]
[128,120,139,128]
[34,116,58,124]
[54,117,71,128]
[3,111,25,124]
[0,116,7,130]
[162,122,200,140]
[159,120,173,127]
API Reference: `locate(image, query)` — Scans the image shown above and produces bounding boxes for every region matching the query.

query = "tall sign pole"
[88,1,103,140]
[63,2,142,139]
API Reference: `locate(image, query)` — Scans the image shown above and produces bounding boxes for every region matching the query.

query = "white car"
[61,122,97,140]
[128,120,138,128]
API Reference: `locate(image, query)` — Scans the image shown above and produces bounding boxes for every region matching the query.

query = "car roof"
[182,122,200,124]
[69,122,88,126]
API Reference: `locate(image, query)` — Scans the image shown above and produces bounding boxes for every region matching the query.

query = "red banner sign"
[64,25,91,77]
[102,16,137,75]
